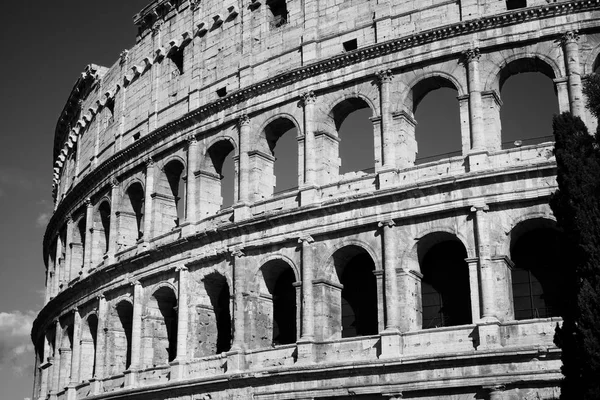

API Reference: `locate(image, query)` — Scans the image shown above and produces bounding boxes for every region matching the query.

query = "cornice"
[45,1,597,259]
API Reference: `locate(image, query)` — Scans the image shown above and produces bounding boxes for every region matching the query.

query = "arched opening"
[80,314,98,381]
[258,260,297,345]
[91,201,110,266]
[156,159,186,231]
[510,219,565,320]
[331,98,375,177]
[264,117,298,195]
[201,140,236,215]
[331,246,378,338]
[418,233,471,329]
[203,272,232,354]
[145,286,178,366]
[499,58,558,148]
[121,182,144,248]
[110,300,133,374]
[412,76,461,164]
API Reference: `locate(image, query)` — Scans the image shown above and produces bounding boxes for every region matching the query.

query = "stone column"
[58,346,71,392]
[377,70,395,169]
[83,199,94,275]
[125,280,142,387]
[463,48,485,152]
[298,235,315,341]
[91,295,106,394]
[69,310,82,386]
[379,220,399,330]
[107,179,119,263]
[64,217,74,284]
[184,136,199,230]
[230,249,246,350]
[554,77,571,113]
[143,158,155,245]
[472,205,496,321]
[238,115,251,204]
[300,92,319,205]
[50,321,61,399]
[172,265,189,380]
[561,31,584,118]
[485,385,505,400]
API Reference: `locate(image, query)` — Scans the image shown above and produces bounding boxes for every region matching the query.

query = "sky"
[0,2,557,399]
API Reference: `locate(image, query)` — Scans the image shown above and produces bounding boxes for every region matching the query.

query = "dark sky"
[0,1,558,398]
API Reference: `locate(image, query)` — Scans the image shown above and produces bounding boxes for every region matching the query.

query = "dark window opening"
[106,98,115,119]
[216,87,227,97]
[205,272,233,354]
[511,227,565,320]
[165,161,186,226]
[334,249,378,338]
[261,261,297,345]
[154,287,178,362]
[343,39,358,52]
[98,202,111,254]
[169,49,184,75]
[116,301,133,370]
[506,0,527,10]
[264,118,298,193]
[133,132,141,141]
[333,98,374,175]
[87,315,99,376]
[267,0,288,28]
[420,238,471,329]
[127,183,145,240]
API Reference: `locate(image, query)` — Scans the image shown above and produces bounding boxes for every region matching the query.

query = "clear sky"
[0,2,557,399]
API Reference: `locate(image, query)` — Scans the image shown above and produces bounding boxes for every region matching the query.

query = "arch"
[508,217,565,320]
[405,72,466,111]
[417,231,472,329]
[92,200,111,266]
[121,181,145,247]
[324,244,379,338]
[408,75,462,164]
[252,259,298,346]
[202,271,232,354]
[144,285,178,366]
[584,46,600,74]
[486,53,562,92]
[323,91,379,119]
[200,138,237,214]
[322,238,382,282]
[108,299,133,375]
[255,253,300,284]
[255,115,299,196]
[80,313,98,381]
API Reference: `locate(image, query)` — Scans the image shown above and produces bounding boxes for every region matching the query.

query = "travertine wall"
[32,0,600,400]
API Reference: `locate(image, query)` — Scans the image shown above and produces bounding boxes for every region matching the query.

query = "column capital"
[238,113,250,127]
[378,219,396,228]
[186,134,198,145]
[144,157,155,168]
[470,204,489,213]
[229,247,245,258]
[96,293,105,301]
[110,178,120,188]
[298,234,314,244]
[561,30,580,45]
[66,215,74,224]
[129,279,141,287]
[175,265,189,272]
[300,91,317,106]
[462,47,481,64]
[84,198,93,207]
[376,69,394,85]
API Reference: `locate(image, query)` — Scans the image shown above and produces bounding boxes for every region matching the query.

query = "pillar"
[143,159,155,245]
[380,220,399,330]
[464,48,485,152]
[58,346,71,391]
[298,235,315,340]
[91,295,106,394]
[184,136,199,229]
[64,218,74,284]
[554,77,571,113]
[172,265,189,379]
[238,115,251,204]
[562,31,584,118]
[300,92,319,205]
[83,199,94,274]
[125,280,142,387]
[107,179,119,263]
[485,385,505,400]
[377,70,395,169]
[472,205,496,321]
[230,249,246,350]
[69,310,82,385]
[50,321,61,399]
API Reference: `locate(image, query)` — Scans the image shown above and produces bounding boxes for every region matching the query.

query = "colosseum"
[31,0,600,399]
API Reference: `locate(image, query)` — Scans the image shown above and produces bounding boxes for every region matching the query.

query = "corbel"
[212,14,223,28]
[167,39,180,56]
[181,31,193,47]
[196,21,209,37]
[154,47,166,63]
[249,0,261,11]
[227,5,239,20]
[142,56,153,70]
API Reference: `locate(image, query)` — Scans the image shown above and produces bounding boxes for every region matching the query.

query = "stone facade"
[32,0,600,399]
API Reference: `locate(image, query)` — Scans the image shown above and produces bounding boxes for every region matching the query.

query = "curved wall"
[33,0,600,399]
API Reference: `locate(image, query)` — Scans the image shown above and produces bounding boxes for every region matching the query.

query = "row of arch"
[38,216,566,395]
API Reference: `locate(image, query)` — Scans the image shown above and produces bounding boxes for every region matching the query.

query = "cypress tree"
[551,74,600,400]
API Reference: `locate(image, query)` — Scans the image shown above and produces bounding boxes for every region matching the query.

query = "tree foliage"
[551,74,600,400]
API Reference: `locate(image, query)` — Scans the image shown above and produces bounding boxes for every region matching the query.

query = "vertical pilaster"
[69,310,82,385]
[464,48,485,152]
[298,235,315,341]
[107,179,119,263]
[54,238,62,295]
[125,280,142,387]
[561,31,584,118]
[379,220,399,330]
[238,115,251,204]
[300,92,319,205]
[91,295,106,394]
[472,205,495,321]
[143,159,155,245]
[58,346,71,392]
[377,70,395,169]
[230,249,246,350]
[50,321,61,399]
[185,136,199,229]
[172,265,189,379]
[64,217,74,284]
[83,199,94,274]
